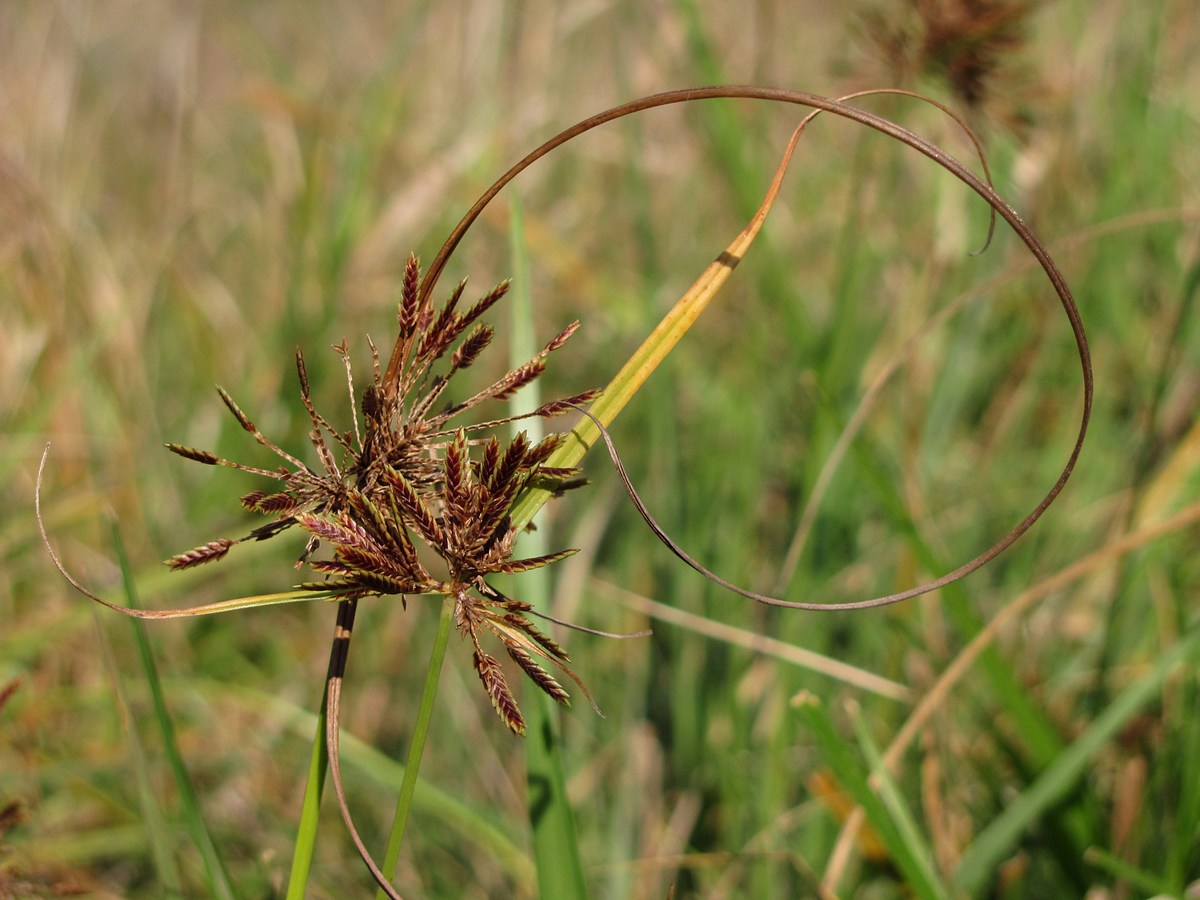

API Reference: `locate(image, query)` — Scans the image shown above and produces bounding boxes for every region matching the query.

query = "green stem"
[510,195,590,898]
[285,692,329,900]
[376,594,457,896]
[288,599,359,899]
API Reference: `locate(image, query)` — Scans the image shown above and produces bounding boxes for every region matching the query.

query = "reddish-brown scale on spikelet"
[533,389,600,418]
[440,282,511,361]
[166,538,236,570]
[397,253,422,338]
[329,544,408,580]
[166,444,220,465]
[449,325,494,372]
[294,513,375,553]
[217,386,257,433]
[497,547,579,575]
[343,491,388,542]
[524,434,565,469]
[240,490,268,509]
[416,280,467,363]
[501,612,571,661]
[245,491,301,515]
[491,433,530,490]
[442,435,469,519]
[478,436,502,482]
[544,320,582,353]
[505,643,570,706]
[383,468,445,547]
[480,359,546,405]
[459,280,510,325]
[473,648,525,735]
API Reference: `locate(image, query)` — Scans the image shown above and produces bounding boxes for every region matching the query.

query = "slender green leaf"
[1083,846,1173,897]
[285,685,328,900]
[953,626,1200,895]
[511,194,590,900]
[796,693,946,900]
[377,595,456,897]
[113,524,236,900]
[850,704,951,900]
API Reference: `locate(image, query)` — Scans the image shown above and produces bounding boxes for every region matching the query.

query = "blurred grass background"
[3,0,1199,897]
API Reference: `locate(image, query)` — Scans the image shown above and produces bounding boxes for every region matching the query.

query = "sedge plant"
[38,85,1090,897]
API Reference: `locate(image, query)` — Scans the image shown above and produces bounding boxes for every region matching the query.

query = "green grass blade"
[836,413,1096,867]
[510,194,590,899]
[1083,846,1173,897]
[376,594,456,896]
[849,704,951,900]
[1165,672,1200,886]
[107,536,184,897]
[217,679,535,890]
[795,693,946,900]
[952,624,1200,895]
[334,703,536,890]
[112,524,236,900]
[285,687,328,900]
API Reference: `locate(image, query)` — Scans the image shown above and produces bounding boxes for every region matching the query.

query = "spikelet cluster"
[165,254,597,733]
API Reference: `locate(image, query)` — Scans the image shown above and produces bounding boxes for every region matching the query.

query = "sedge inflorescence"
[164,253,597,734]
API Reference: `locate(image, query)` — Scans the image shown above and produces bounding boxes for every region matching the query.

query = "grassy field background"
[3,0,1199,897]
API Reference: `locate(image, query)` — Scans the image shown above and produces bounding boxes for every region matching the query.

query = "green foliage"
[3,1,1199,897]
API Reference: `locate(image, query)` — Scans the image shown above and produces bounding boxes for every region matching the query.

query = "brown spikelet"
[165,444,220,465]
[329,544,405,578]
[508,616,571,662]
[247,491,301,514]
[295,513,376,553]
[459,280,510,327]
[490,432,530,490]
[533,389,600,418]
[443,433,467,511]
[483,359,545,403]
[543,320,581,353]
[379,511,426,578]
[473,650,525,735]
[166,538,236,570]
[497,547,579,575]
[295,347,312,398]
[524,434,565,468]
[345,491,391,544]
[506,644,570,706]
[398,253,422,337]
[416,280,467,362]
[339,569,429,597]
[305,562,426,597]
[383,468,445,547]
[478,435,502,484]
[474,500,517,547]
[361,383,382,422]
[216,386,256,432]
[449,324,494,372]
